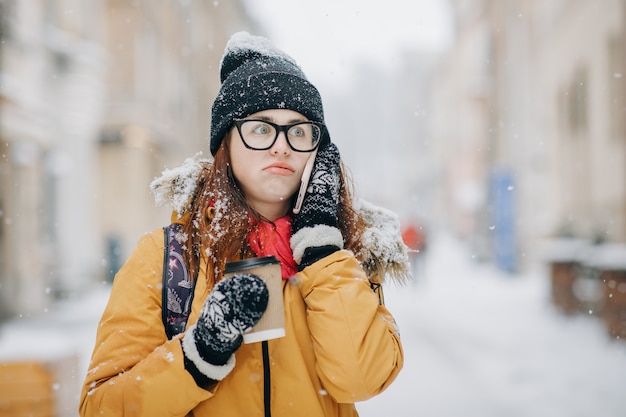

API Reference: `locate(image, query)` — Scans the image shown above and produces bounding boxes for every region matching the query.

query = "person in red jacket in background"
[402,220,428,283]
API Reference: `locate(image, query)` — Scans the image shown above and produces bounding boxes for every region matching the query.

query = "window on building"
[0,1,14,42]
[568,67,588,136]
[608,33,626,141]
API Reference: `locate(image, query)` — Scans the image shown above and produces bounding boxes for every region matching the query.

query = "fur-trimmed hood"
[150,154,410,284]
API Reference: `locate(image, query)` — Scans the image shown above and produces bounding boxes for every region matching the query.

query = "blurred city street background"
[1,0,626,416]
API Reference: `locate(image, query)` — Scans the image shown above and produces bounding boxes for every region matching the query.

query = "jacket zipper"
[262,341,271,417]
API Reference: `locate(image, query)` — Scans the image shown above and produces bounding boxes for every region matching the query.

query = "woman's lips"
[264,162,295,176]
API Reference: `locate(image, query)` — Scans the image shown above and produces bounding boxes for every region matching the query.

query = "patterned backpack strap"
[162,223,196,339]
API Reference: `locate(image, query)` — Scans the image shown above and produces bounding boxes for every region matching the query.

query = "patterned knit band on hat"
[210,31,328,156]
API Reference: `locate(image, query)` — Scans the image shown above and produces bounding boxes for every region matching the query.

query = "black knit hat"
[209,32,326,156]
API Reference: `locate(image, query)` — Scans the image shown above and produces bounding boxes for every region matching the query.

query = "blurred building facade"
[96,0,256,285]
[430,0,626,271]
[0,0,257,319]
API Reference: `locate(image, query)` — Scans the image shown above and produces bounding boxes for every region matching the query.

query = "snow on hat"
[209,32,326,155]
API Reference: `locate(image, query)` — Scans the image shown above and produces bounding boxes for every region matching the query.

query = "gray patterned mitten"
[290,143,344,270]
[181,274,268,384]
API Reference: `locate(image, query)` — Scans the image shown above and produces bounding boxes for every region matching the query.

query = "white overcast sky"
[243,0,454,88]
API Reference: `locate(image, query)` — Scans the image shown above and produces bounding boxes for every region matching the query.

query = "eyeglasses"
[233,119,323,152]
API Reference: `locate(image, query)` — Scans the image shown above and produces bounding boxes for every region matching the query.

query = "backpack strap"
[162,224,196,339]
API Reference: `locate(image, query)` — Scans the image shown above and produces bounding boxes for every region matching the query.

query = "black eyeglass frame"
[233,118,324,152]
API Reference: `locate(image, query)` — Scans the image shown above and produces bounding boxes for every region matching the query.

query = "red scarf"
[247,216,298,279]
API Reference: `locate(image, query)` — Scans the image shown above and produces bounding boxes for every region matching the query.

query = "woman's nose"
[270,131,291,154]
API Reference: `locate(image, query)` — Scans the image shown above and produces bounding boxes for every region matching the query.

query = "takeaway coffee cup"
[223,256,285,344]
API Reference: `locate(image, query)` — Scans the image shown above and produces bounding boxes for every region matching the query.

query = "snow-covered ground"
[1,233,625,416]
[357,234,626,417]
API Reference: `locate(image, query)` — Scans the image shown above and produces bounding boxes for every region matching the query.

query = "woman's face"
[228,109,314,221]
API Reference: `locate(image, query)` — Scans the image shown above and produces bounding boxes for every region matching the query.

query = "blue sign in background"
[489,169,517,273]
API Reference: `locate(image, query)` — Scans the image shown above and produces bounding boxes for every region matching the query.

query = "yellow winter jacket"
[79,226,404,416]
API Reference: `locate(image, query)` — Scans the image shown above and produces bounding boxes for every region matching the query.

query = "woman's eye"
[252,124,271,135]
[290,127,305,137]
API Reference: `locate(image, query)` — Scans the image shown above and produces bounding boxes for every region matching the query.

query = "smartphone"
[292,150,317,214]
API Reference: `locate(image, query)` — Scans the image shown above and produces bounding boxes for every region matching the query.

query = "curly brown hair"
[181,135,365,289]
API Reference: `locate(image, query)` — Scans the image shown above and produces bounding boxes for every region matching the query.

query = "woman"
[80,32,408,417]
